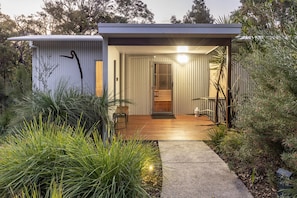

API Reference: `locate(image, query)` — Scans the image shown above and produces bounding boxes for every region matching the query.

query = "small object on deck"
[194,107,200,117]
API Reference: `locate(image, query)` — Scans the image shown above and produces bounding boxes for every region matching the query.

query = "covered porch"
[99,23,242,127]
[116,114,215,140]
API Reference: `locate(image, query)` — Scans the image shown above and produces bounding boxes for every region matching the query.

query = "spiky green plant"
[208,124,227,149]
[0,118,159,197]
[10,82,124,141]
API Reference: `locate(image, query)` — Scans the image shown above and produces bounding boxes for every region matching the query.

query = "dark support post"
[226,42,232,128]
[102,37,109,91]
[102,37,109,142]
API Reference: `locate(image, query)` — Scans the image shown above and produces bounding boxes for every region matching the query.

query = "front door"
[152,63,173,114]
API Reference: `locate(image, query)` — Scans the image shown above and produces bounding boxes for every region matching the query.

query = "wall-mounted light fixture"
[177,54,189,64]
[177,46,189,64]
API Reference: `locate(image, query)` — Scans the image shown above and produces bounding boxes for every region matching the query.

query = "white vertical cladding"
[231,62,254,104]
[174,54,210,114]
[35,41,102,94]
[125,54,210,115]
[108,46,120,99]
[126,56,151,115]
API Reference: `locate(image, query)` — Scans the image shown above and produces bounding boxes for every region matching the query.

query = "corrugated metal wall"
[231,62,254,103]
[33,41,102,94]
[125,54,211,115]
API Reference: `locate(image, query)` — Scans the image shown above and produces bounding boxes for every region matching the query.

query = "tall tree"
[42,0,154,35]
[171,0,214,24]
[15,14,49,35]
[0,12,18,89]
[0,11,33,111]
[183,0,214,23]
[231,0,297,35]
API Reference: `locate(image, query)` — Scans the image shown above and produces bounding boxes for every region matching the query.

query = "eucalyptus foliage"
[232,0,297,35]
[236,33,297,141]
[0,119,159,197]
[170,0,214,24]
[235,28,297,195]
[42,0,154,34]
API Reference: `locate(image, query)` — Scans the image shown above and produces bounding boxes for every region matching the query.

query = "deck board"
[116,115,215,140]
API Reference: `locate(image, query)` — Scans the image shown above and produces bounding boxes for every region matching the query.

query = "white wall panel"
[33,41,102,94]
[108,46,120,100]
[126,56,151,115]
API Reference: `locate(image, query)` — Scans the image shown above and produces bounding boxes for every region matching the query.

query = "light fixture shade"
[177,54,189,64]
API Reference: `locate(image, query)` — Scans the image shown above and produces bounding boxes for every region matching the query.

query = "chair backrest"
[115,106,129,114]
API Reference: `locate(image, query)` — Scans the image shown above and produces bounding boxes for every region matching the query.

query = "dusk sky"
[0,0,241,23]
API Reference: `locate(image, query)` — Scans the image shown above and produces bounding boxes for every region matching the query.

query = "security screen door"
[152,63,173,114]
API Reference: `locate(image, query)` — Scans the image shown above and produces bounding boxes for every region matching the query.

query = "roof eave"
[98,23,242,39]
[8,35,103,42]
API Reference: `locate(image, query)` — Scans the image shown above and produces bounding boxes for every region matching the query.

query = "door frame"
[151,62,174,115]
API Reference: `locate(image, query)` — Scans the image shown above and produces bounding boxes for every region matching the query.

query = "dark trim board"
[108,38,231,46]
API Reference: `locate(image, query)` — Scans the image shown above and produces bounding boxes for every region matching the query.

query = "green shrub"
[0,109,12,135]
[282,135,297,172]
[219,131,244,157]
[208,124,227,149]
[280,135,297,196]
[0,119,159,197]
[234,30,297,194]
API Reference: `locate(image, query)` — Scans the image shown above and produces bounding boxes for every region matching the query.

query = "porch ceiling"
[99,23,241,55]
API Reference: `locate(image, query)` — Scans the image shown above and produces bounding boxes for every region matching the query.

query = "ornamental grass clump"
[10,82,122,141]
[0,118,159,197]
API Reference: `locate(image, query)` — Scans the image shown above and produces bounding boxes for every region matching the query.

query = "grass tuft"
[0,118,159,197]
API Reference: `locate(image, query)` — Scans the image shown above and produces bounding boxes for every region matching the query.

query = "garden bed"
[205,140,280,198]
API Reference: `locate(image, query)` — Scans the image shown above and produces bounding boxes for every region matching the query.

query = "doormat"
[151,114,176,119]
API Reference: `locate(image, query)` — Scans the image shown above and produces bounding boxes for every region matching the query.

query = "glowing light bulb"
[149,165,154,172]
[177,54,189,64]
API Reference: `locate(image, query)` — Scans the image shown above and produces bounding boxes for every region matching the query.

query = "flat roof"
[98,23,242,38]
[8,24,241,42]
[8,35,103,42]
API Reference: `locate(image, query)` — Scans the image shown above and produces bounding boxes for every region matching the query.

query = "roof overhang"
[98,23,241,47]
[98,23,242,38]
[8,35,103,42]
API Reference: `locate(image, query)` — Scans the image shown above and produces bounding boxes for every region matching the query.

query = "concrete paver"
[159,141,253,198]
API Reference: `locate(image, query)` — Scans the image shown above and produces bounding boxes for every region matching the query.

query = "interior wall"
[125,54,211,115]
[209,63,227,98]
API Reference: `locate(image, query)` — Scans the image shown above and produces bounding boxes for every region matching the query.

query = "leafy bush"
[282,135,297,172]
[208,124,227,149]
[235,28,297,195]
[0,118,159,197]
[220,131,244,157]
[280,135,297,196]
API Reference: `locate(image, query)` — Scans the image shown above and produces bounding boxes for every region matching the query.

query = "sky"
[0,0,241,23]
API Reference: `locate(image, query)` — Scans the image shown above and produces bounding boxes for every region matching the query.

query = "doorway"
[152,63,173,115]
